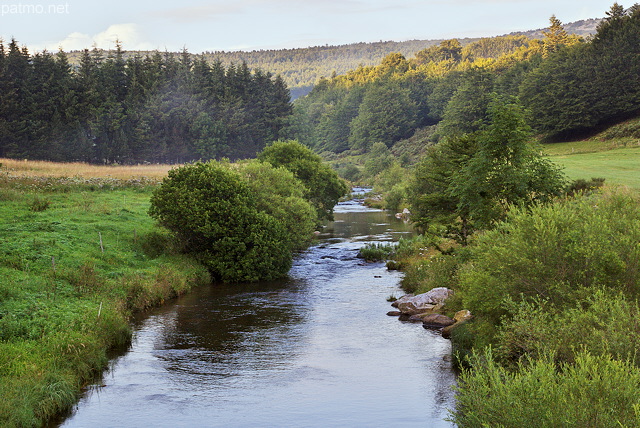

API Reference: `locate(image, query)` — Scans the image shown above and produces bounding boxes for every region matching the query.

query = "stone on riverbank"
[391,294,414,308]
[395,288,453,315]
[422,314,455,329]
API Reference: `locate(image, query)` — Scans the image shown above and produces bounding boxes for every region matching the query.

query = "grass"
[542,117,640,190]
[551,146,640,190]
[0,165,210,427]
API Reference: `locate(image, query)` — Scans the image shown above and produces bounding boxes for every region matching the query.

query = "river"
[59,199,457,427]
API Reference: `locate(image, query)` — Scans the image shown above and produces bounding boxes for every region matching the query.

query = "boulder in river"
[386,311,402,317]
[395,288,453,315]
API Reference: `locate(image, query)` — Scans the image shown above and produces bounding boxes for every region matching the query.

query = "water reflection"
[59,205,456,427]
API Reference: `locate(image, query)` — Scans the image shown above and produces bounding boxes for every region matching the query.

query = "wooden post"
[99,232,104,253]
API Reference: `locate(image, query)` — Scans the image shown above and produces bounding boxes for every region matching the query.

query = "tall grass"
[0,157,176,180]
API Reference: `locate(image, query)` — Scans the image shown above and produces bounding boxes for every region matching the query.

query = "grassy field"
[0,161,209,427]
[549,146,640,190]
[542,118,640,190]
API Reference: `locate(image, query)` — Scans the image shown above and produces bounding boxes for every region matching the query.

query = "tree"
[438,69,495,138]
[410,99,565,243]
[348,81,418,151]
[409,133,477,242]
[450,100,566,229]
[257,140,349,220]
[414,39,462,64]
[542,15,570,57]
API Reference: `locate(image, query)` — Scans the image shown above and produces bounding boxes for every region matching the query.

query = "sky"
[0,0,623,53]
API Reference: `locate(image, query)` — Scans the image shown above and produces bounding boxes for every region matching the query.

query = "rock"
[391,294,414,308]
[386,311,402,317]
[454,309,473,323]
[422,314,455,329]
[396,288,453,315]
[408,314,427,322]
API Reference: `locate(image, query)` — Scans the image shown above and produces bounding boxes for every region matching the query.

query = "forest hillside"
[65,18,601,99]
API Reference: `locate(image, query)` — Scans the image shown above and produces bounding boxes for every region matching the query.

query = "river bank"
[0,174,210,427]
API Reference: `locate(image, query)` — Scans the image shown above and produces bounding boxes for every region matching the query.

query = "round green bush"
[149,161,294,282]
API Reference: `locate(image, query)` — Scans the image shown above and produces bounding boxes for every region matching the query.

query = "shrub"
[258,140,349,220]
[452,350,640,427]
[458,191,640,325]
[236,160,316,251]
[495,290,640,369]
[149,161,296,282]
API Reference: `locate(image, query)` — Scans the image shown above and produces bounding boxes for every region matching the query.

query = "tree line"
[0,42,292,164]
[293,4,639,155]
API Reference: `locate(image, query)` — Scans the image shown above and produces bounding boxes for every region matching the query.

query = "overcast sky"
[0,0,622,53]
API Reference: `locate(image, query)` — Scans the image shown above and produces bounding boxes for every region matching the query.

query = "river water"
[59,201,457,427]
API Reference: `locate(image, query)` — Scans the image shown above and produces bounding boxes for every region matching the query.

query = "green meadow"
[0,165,209,427]
[543,119,640,190]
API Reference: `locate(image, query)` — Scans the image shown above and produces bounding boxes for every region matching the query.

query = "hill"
[65,18,601,99]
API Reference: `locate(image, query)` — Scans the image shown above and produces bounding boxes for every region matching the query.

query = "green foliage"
[348,82,418,151]
[450,100,566,229]
[452,350,640,428]
[237,160,317,250]
[495,291,640,368]
[0,42,292,163]
[401,252,462,295]
[566,177,605,196]
[363,142,394,177]
[149,161,304,282]
[409,132,477,241]
[258,140,349,220]
[437,70,495,137]
[410,99,565,242]
[458,191,640,326]
[521,7,640,138]
[414,39,463,64]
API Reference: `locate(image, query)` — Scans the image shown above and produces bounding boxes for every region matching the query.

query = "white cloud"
[52,23,155,51]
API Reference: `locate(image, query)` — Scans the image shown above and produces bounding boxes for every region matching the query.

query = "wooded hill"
[292,7,639,157]
[65,18,601,100]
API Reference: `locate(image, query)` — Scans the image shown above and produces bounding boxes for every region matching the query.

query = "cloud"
[53,23,155,51]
